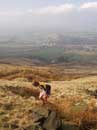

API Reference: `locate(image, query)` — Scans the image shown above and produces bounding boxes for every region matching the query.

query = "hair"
[33,81,40,87]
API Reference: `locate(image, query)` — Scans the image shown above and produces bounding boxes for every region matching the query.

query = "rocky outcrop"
[43,110,61,130]
[28,106,62,130]
[1,106,61,130]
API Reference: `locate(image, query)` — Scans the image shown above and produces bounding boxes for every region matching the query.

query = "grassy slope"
[0,64,97,129]
[0,64,97,81]
[0,76,97,129]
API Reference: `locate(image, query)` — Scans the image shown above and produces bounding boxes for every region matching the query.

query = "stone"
[62,122,79,130]
[28,106,62,130]
[43,110,61,130]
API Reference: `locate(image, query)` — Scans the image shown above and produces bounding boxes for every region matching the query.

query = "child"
[39,84,51,104]
[33,81,51,104]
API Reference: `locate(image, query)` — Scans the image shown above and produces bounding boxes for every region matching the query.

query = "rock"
[28,106,61,130]
[31,107,49,126]
[32,112,46,126]
[32,106,49,118]
[43,110,61,130]
[62,122,79,130]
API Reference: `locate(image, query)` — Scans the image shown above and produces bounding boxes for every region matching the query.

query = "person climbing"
[33,81,51,104]
[39,84,51,104]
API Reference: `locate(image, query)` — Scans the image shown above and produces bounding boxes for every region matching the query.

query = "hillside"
[0,32,97,64]
[0,64,97,129]
[0,75,97,129]
[0,64,97,81]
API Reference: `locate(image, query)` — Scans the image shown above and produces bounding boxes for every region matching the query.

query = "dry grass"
[0,64,97,129]
[0,63,97,81]
[49,97,97,130]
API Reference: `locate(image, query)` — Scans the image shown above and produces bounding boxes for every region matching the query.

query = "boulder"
[43,110,61,130]
[30,106,61,130]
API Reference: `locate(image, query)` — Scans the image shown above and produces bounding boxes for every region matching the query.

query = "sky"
[0,0,97,33]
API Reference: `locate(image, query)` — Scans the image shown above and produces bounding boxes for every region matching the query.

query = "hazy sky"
[0,0,97,33]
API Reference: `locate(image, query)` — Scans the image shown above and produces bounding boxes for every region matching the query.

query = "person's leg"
[43,95,49,104]
[42,98,45,104]
[39,92,49,105]
[39,94,45,104]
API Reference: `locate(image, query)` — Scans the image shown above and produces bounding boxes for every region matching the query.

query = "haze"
[0,0,97,34]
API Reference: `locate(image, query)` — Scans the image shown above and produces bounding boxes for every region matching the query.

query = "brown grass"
[0,63,97,130]
[48,97,97,129]
[0,63,97,81]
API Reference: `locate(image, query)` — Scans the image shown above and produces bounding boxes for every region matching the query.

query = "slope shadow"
[2,85,40,99]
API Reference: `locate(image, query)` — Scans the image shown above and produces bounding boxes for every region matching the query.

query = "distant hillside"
[0,32,97,64]
[0,32,97,47]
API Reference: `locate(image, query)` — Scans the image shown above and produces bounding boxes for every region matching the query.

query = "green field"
[1,46,97,64]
